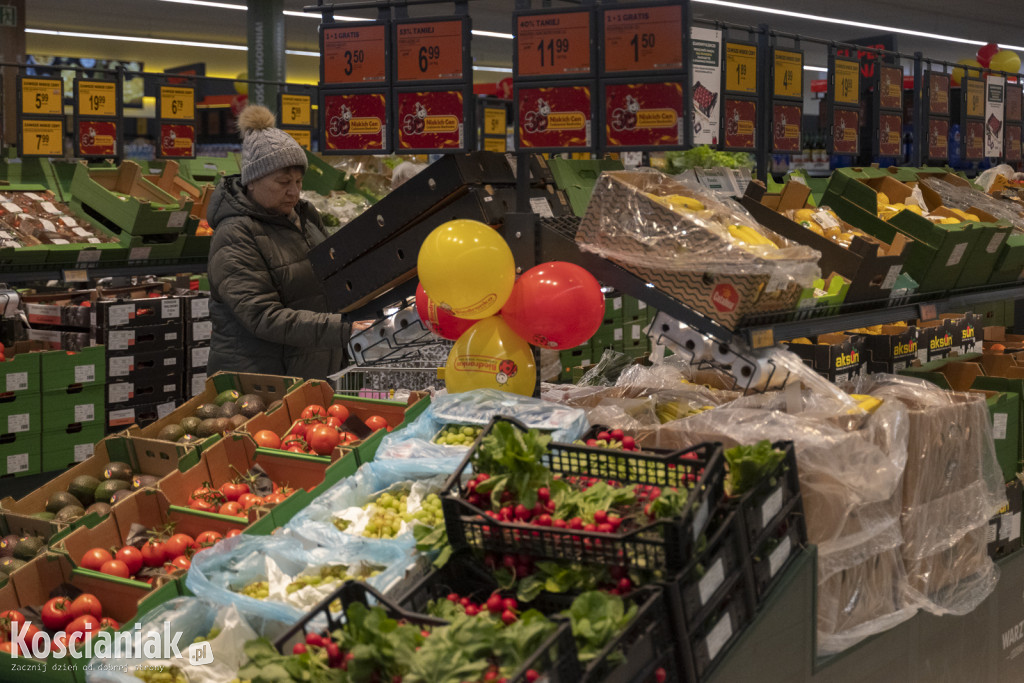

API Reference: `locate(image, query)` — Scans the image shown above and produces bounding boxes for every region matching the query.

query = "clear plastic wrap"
[300,190,371,234]
[975,164,1018,193]
[575,169,821,279]
[919,175,1024,227]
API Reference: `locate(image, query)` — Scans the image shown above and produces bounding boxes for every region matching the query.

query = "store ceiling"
[22,0,1024,87]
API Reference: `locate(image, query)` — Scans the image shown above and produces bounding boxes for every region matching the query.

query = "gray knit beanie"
[238,104,308,185]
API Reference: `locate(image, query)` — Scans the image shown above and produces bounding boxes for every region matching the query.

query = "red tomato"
[287,445,307,454]
[195,531,223,547]
[67,615,100,636]
[69,593,102,620]
[365,415,389,431]
[282,433,306,448]
[189,497,217,513]
[0,642,12,653]
[141,541,166,567]
[164,533,196,558]
[264,493,287,504]
[80,547,113,571]
[0,609,25,623]
[289,420,309,439]
[307,423,341,455]
[225,529,243,538]
[324,416,342,430]
[220,481,250,502]
[237,493,262,509]
[115,547,143,575]
[301,404,327,420]
[166,555,191,571]
[252,430,282,449]
[327,403,350,422]
[340,431,359,445]
[99,559,130,579]
[218,501,244,517]
[98,617,120,630]
[41,597,73,630]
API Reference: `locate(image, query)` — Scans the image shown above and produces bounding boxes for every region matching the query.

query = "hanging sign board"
[832,58,860,106]
[19,78,63,116]
[395,88,467,152]
[77,120,118,157]
[20,119,63,157]
[159,123,195,158]
[77,81,117,118]
[280,94,312,127]
[724,41,757,95]
[985,76,1005,158]
[322,23,388,85]
[322,90,389,153]
[516,82,594,151]
[601,3,684,75]
[283,129,312,150]
[773,49,802,99]
[690,26,722,145]
[516,10,592,78]
[158,86,195,121]
[395,18,467,82]
[602,80,683,150]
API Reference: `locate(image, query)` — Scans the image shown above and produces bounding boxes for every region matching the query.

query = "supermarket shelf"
[0,259,208,284]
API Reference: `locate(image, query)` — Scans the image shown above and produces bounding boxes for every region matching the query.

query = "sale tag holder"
[771,47,802,100]
[926,116,950,163]
[770,45,802,154]
[17,117,65,158]
[73,77,123,159]
[872,63,904,160]
[157,122,197,159]
[959,75,986,162]
[723,39,758,96]
[1005,82,1022,123]
[156,82,196,122]
[926,69,951,117]
[598,0,687,79]
[771,100,802,154]
[1005,123,1022,163]
[392,15,471,85]
[393,85,472,153]
[17,76,63,117]
[828,54,861,108]
[922,69,950,163]
[319,86,392,155]
[514,6,597,80]
[320,20,391,87]
[720,95,758,152]
[513,79,597,154]
[598,76,686,152]
[278,91,314,128]
[829,105,861,156]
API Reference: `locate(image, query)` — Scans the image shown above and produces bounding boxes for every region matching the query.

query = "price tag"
[192,346,210,367]
[280,94,312,127]
[283,129,311,151]
[773,49,802,98]
[166,332,178,341]
[163,383,177,394]
[108,408,135,427]
[192,320,213,341]
[529,197,554,218]
[78,81,117,117]
[109,356,133,377]
[396,19,464,81]
[760,486,784,528]
[191,374,208,397]
[167,211,187,229]
[517,10,591,77]
[74,403,96,423]
[483,137,507,152]
[108,382,133,404]
[74,364,96,384]
[323,24,388,85]
[163,356,177,367]
[698,557,725,605]
[833,59,860,105]
[483,108,506,136]
[157,402,176,420]
[76,250,102,266]
[190,297,210,319]
[705,614,733,661]
[161,298,181,319]
[946,241,968,267]
[6,453,28,474]
[109,304,134,327]
[21,78,63,115]
[7,413,29,434]
[769,535,793,577]
[603,4,683,74]
[159,86,195,120]
[725,42,757,94]
[21,119,64,156]
[109,330,134,351]
[74,443,94,463]
[129,247,152,261]
[965,79,985,118]
[5,372,27,392]
[993,413,1009,440]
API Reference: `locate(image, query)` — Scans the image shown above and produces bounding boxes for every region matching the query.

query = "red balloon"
[501,262,605,350]
[415,283,477,341]
[977,42,1000,68]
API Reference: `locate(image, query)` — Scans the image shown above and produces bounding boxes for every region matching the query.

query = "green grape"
[239,581,270,599]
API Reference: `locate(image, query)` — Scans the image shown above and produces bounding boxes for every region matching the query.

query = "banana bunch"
[791,207,865,247]
[877,190,980,225]
[727,223,779,251]
[647,193,706,212]
[850,393,882,413]
[656,400,715,424]
[788,337,813,345]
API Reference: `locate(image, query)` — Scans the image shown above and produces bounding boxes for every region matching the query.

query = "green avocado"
[215,389,241,406]
[94,479,131,503]
[13,536,45,561]
[103,461,134,482]
[157,423,187,443]
[180,416,203,436]
[46,491,81,514]
[194,403,221,420]
[68,475,102,507]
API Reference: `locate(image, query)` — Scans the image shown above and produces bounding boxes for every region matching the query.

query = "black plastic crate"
[749,495,807,604]
[679,512,748,630]
[395,553,679,683]
[275,580,580,683]
[441,416,726,572]
[730,441,800,551]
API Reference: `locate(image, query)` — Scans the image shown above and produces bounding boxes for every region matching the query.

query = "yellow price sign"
[21,119,64,156]
[483,107,506,136]
[281,95,311,127]
[283,129,311,150]
[483,137,507,152]
[833,59,860,105]
[160,86,195,120]
[78,81,117,118]
[965,79,985,118]
[21,78,63,116]
[725,43,757,94]
[773,49,803,98]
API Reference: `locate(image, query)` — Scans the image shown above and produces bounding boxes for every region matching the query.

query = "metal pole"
[912,52,924,167]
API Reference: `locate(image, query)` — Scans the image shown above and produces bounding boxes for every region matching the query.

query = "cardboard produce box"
[743,180,908,303]
[0,431,41,477]
[107,347,184,380]
[0,340,46,395]
[41,422,107,473]
[904,525,991,598]
[41,383,105,433]
[23,289,96,329]
[108,401,176,431]
[940,312,983,355]
[822,170,980,293]
[93,282,178,328]
[69,160,192,236]
[106,369,182,407]
[916,318,958,362]
[858,324,924,373]
[988,479,1023,559]
[783,333,867,383]
[100,321,183,355]
[40,346,106,392]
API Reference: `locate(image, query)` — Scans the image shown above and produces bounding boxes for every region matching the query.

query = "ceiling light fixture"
[803,65,828,73]
[25,28,247,50]
[692,0,1024,52]
[473,65,514,73]
[471,30,514,40]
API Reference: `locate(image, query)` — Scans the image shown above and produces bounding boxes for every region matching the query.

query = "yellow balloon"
[990,50,1021,75]
[444,316,536,396]
[418,220,515,319]
[234,72,249,96]
[951,58,983,86]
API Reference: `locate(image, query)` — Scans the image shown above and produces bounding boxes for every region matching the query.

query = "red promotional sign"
[1006,124,1022,161]
[323,92,387,152]
[929,72,950,115]
[78,120,117,157]
[603,81,682,148]
[723,98,756,150]
[396,20,464,82]
[517,85,592,149]
[772,103,801,152]
[396,90,464,150]
[159,123,195,158]
[517,11,592,77]
[928,118,949,159]
[964,119,985,159]
[603,4,683,74]
[832,108,859,154]
[323,25,387,85]
[878,113,902,156]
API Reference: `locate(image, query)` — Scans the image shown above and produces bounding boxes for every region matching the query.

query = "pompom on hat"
[237,104,308,185]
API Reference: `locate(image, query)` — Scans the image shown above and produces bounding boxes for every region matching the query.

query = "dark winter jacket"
[206,175,348,380]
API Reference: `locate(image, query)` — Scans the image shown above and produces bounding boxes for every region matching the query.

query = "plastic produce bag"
[185,533,413,625]
[919,175,1024,227]
[86,597,285,683]
[284,456,463,552]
